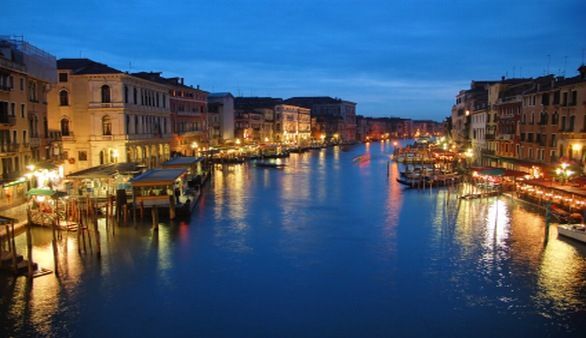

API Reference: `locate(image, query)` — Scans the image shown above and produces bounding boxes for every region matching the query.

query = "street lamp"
[555,162,574,185]
[235,138,241,145]
[191,142,198,156]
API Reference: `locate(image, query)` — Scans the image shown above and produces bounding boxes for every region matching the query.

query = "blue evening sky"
[2,0,584,120]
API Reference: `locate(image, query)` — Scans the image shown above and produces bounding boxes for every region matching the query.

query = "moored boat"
[557,224,586,243]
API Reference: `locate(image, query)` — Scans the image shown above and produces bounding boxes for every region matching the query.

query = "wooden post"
[94,208,101,259]
[544,202,551,244]
[169,194,176,220]
[152,205,159,231]
[77,208,83,254]
[25,222,33,278]
[52,219,59,276]
[123,205,128,225]
[10,223,17,273]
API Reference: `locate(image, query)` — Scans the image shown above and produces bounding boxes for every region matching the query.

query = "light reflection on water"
[1,143,586,337]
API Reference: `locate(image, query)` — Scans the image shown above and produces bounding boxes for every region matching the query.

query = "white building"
[207,93,234,144]
[48,59,173,174]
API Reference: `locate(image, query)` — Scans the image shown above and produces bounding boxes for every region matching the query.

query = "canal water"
[1,142,586,337]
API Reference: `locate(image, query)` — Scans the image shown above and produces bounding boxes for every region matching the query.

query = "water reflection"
[1,144,586,337]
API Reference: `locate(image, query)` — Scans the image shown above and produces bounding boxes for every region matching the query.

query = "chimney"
[197,84,200,89]
[180,77,184,85]
[501,76,505,81]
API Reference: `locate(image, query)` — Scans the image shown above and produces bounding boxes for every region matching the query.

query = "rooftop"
[131,168,186,187]
[58,58,123,75]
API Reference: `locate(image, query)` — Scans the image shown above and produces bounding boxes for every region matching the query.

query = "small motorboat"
[255,162,286,169]
[557,224,586,243]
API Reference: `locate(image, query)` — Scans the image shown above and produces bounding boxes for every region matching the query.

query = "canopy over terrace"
[130,168,187,187]
[472,167,527,178]
[130,168,187,219]
[66,163,146,197]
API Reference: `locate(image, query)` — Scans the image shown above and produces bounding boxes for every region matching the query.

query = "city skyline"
[2,0,585,120]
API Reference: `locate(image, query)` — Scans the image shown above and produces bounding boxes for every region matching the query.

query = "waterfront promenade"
[1,142,585,337]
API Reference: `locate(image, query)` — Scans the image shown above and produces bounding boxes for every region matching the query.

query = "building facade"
[284,97,357,142]
[132,72,208,155]
[1,37,56,208]
[207,92,235,145]
[48,59,172,174]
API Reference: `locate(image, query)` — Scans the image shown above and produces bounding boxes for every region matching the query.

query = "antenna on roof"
[563,56,567,76]
[129,61,132,71]
[582,48,585,66]
[79,50,82,58]
[546,54,551,74]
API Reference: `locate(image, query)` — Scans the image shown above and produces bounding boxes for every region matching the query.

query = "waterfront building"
[470,105,488,165]
[517,75,558,173]
[355,115,368,141]
[0,37,56,209]
[284,96,357,142]
[131,72,208,155]
[555,66,586,173]
[48,58,172,174]
[274,104,311,144]
[207,93,235,145]
[234,97,282,142]
[412,119,442,137]
[451,81,496,147]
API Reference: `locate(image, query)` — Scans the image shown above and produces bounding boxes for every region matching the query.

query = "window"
[59,90,69,106]
[78,151,88,161]
[59,73,68,82]
[102,115,112,135]
[22,130,27,144]
[569,115,575,131]
[571,91,577,106]
[10,103,15,116]
[19,78,24,91]
[101,85,111,103]
[61,118,70,136]
[28,81,37,101]
[20,104,25,118]
[124,86,129,103]
[133,88,138,104]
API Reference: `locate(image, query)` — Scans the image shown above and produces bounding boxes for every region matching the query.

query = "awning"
[130,168,187,187]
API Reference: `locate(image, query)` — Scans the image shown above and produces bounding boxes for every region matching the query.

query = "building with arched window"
[48,58,173,174]
[0,37,57,208]
[59,90,69,106]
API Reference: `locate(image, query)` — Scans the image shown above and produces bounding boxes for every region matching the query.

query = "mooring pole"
[544,202,551,244]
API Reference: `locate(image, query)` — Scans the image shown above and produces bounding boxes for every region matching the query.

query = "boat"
[255,162,286,169]
[557,224,586,243]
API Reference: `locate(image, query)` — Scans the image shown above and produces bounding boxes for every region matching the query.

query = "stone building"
[0,37,56,208]
[131,72,208,155]
[207,93,234,145]
[48,58,172,174]
[284,97,356,142]
[274,104,311,143]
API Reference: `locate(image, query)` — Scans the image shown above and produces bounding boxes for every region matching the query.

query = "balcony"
[88,102,125,109]
[0,115,16,127]
[0,143,19,153]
